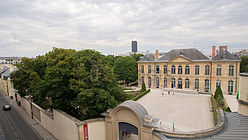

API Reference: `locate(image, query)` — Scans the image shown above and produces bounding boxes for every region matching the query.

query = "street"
[0,93,42,140]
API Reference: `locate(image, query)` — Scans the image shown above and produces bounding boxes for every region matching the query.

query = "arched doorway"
[119,122,138,140]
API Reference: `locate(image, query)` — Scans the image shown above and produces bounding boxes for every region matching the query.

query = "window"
[141,65,144,73]
[195,79,199,90]
[178,65,182,74]
[205,65,210,75]
[229,65,234,76]
[178,78,182,89]
[216,80,221,88]
[217,65,221,76]
[205,79,209,92]
[156,65,159,74]
[141,76,144,84]
[228,80,233,94]
[163,65,167,74]
[185,66,190,75]
[171,65,176,74]
[164,77,167,88]
[156,77,159,88]
[148,65,151,74]
[185,79,190,88]
[195,65,199,75]
[171,78,176,88]
[148,77,151,88]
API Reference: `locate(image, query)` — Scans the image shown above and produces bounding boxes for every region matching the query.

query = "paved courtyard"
[137,89,214,132]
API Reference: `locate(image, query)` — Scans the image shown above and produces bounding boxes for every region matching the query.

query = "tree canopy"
[240,56,248,73]
[11,48,127,120]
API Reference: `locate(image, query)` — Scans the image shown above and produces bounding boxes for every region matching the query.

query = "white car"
[2,104,11,111]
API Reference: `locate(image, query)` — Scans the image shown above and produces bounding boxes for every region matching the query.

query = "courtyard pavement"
[137,89,214,132]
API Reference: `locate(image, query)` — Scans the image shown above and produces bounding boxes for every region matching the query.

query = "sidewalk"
[3,94,57,140]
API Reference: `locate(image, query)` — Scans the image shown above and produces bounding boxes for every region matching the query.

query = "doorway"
[119,122,138,140]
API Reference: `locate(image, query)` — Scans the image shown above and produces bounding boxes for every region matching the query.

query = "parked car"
[2,104,11,111]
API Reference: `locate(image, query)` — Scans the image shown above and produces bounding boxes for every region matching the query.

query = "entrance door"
[119,122,138,140]
[178,78,182,89]
[156,77,159,88]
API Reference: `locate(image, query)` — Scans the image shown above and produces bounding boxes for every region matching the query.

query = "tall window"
[185,66,190,75]
[141,65,144,73]
[205,65,210,75]
[217,65,221,76]
[156,77,159,88]
[178,78,182,89]
[171,65,176,74]
[228,80,233,94]
[195,79,199,90]
[141,76,144,84]
[156,65,159,74]
[178,65,182,74]
[171,78,176,88]
[205,79,209,92]
[148,77,151,88]
[163,65,167,74]
[185,79,190,88]
[164,77,167,88]
[195,65,199,75]
[216,80,221,88]
[229,65,234,76]
[148,65,151,74]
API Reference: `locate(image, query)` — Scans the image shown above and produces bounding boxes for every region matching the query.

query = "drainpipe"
[210,61,212,94]
[235,61,238,94]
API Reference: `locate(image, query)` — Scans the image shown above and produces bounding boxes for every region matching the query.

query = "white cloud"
[0,0,247,57]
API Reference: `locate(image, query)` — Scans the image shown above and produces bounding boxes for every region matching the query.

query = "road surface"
[0,93,42,140]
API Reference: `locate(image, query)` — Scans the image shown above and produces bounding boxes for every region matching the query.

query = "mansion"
[138,46,240,95]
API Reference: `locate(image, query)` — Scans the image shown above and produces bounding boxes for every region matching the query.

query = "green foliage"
[113,56,138,85]
[211,94,218,125]
[214,86,224,100]
[132,89,150,101]
[240,56,248,73]
[225,107,232,112]
[141,82,146,92]
[11,48,127,120]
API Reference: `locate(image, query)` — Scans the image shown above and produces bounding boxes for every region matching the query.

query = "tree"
[214,86,224,100]
[141,82,146,92]
[113,56,138,86]
[240,56,248,73]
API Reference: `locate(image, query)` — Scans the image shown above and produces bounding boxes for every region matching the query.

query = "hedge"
[132,89,150,101]
[211,94,218,125]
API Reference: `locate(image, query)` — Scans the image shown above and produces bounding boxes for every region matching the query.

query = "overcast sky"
[0,0,248,57]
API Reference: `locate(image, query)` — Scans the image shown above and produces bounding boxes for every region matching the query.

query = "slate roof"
[139,53,155,61]
[214,50,239,60]
[196,112,248,140]
[159,48,209,61]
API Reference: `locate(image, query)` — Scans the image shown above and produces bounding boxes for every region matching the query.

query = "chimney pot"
[212,46,216,59]
[155,50,159,59]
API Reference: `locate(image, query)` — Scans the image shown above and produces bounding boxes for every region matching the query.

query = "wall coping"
[155,108,226,139]
[238,99,248,106]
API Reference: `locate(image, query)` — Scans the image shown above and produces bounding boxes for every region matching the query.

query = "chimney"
[155,50,158,59]
[219,46,227,51]
[212,46,216,59]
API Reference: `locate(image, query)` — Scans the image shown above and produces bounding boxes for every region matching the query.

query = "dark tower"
[131,41,137,52]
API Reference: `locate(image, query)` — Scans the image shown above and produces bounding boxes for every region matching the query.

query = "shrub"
[211,94,218,125]
[141,82,146,92]
[132,89,150,101]
[225,107,232,112]
[214,86,224,100]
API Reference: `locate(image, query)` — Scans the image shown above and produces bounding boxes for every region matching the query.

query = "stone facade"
[138,47,240,95]
[238,73,248,116]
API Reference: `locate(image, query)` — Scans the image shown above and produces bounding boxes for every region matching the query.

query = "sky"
[0,0,248,57]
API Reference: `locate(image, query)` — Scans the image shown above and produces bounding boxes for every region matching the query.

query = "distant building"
[138,46,240,95]
[118,41,146,56]
[233,49,248,58]
[132,41,137,52]
[0,57,22,65]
